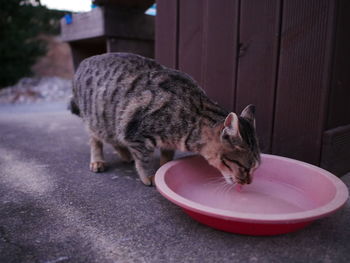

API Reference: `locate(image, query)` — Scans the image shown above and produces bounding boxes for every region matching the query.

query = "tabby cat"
[70,53,260,186]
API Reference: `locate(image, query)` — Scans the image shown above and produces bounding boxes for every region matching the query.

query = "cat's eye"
[222,156,249,173]
[221,158,232,171]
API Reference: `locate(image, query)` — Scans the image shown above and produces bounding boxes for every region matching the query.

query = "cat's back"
[72,53,165,121]
[72,52,203,111]
[74,52,164,85]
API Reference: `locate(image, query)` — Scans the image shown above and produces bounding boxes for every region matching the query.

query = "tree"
[0,0,65,88]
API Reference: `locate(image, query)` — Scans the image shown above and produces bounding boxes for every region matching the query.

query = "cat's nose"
[237,174,252,185]
[245,175,252,184]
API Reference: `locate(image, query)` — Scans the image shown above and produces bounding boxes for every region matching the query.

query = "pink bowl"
[155,154,349,236]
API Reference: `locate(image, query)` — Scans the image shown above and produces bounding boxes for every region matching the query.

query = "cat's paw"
[140,175,154,186]
[90,161,106,173]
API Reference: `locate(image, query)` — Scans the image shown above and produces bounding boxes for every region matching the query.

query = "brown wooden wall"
[156,0,350,174]
[272,0,336,164]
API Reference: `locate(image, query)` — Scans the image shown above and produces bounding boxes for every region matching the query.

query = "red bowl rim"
[155,154,349,224]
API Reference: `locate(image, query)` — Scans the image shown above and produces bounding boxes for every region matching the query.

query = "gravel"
[0,77,72,104]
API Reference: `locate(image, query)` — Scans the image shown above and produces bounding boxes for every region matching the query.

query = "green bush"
[0,0,65,88]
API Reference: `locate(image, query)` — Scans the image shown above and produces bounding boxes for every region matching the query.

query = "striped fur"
[71,53,260,186]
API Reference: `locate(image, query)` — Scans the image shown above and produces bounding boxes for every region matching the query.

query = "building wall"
[156,0,350,174]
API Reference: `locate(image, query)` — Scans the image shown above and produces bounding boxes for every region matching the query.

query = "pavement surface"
[0,102,349,263]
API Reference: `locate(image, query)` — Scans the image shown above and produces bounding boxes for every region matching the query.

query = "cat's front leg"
[129,146,154,186]
[89,136,106,172]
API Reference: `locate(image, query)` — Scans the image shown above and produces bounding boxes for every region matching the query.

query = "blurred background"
[0,0,73,103]
[0,0,155,104]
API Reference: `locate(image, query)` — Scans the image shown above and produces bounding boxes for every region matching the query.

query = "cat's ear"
[223,112,241,138]
[240,104,256,127]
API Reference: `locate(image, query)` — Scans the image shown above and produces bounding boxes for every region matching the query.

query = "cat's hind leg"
[90,136,106,172]
[160,149,175,166]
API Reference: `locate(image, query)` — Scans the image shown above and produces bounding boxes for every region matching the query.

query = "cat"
[70,52,260,186]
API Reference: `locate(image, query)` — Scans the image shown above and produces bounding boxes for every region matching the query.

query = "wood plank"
[326,0,350,129]
[104,8,154,40]
[93,0,154,11]
[155,0,179,68]
[69,37,107,69]
[61,8,104,42]
[236,0,281,153]
[178,0,204,85]
[272,0,336,165]
[321,124,350,175]
[107,38,154,58]
[201,0,239,111]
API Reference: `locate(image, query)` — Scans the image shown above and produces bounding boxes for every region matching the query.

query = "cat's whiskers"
[209,178,234,196]
[203,176,225,185]
[223,181,235,196]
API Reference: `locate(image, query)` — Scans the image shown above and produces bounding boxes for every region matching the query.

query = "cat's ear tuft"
[241,104,256,127]
[223,112,240,138]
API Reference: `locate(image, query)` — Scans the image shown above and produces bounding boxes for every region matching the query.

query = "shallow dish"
[155,154,348,236]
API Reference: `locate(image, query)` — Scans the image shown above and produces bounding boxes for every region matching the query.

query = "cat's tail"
[68,97,81,116]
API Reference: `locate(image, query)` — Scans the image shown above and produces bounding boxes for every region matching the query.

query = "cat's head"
[209,105,261,185]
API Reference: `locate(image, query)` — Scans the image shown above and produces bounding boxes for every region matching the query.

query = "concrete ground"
[0,102,349,263]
